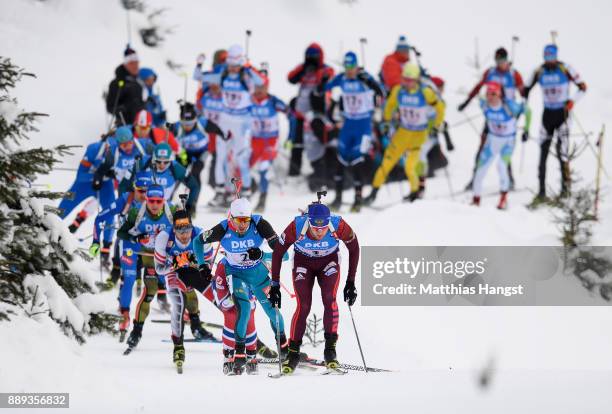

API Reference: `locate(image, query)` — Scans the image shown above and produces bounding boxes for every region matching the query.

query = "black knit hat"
[495,47,508,60]
[180,102,197,122]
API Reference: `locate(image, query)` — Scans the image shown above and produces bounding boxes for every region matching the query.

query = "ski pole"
[594,124,605,220]
[348,304,368,373]
[108,80,125,130]
[448,113,482,129]
[572,114,610,179]
[510,35,520,64]
[245,29,252,60]
[359,37,367,68]
[550,30,558,45]
[442,167,454,200]
[260,260,296,299]
[274,305,283,376]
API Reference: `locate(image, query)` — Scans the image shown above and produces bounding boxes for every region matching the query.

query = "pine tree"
[549,136,612,301]
[0,57,117,343]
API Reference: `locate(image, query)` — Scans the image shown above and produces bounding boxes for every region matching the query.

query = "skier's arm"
[153,230,172,275]
[288,64,306,84]
[513,70,526,97]
[460,70,488,108]
[255,218,280,249]
[323,74,343,92]
[336,219,360,282]
[523,67,541,100]
[172,162,199,211]
[92,196,126,243]
[203,118,225,137]
[383,85,400,122]
[566,64,587,103]
[193,229,216,267]
[117,208,138,241]
[424,87,445,129]
[199,223,228,244]
[358,72,385,98]
[271,221,298,283]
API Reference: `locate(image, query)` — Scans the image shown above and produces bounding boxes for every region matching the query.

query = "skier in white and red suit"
[269,202,359,374]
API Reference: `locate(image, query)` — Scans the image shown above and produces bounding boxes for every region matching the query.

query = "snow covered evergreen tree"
[0,57,117,343]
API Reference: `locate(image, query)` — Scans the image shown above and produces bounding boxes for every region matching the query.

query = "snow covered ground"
[2,0,612,413]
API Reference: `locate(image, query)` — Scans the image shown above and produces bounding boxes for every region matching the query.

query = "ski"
[175,361,183,374]
[321,367,348,375]
[161,338,222,344]
[123,346,135,356]
[151,319,224,330]
[302,358,391,373]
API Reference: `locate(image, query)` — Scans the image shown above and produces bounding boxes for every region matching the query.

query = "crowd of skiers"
[56,34,587,374]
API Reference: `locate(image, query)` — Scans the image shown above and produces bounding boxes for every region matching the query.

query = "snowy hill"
[2,0,612,413]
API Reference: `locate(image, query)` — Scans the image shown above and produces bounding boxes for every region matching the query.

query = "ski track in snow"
[2,0,612,412]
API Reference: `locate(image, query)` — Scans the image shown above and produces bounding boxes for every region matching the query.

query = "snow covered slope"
[2,0,612,413]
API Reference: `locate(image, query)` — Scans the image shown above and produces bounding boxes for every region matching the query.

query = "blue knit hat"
[396,35,410,51]
[138,67,157,81]
[134,171,152,189]
[115,126,133,144]
[543,44,558,62]
[308,203,331,227]
[343,51,358,68]
[146,184,165,199]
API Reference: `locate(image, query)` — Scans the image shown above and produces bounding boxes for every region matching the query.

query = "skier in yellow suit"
[364,63,445,204]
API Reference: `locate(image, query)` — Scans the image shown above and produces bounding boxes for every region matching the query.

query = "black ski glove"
[268,284,282,308]
[199,264,212,284]
[92,177,103,191]
[343,281,357,306]
[247,247,263,261]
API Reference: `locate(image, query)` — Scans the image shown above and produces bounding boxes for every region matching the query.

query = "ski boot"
[350,190,362,213]
[173,341,185,374]
[471,196,481,206]
[257,339,278,358]
[126,322,143,349]
[363,188,378,206]
[254,192,267,212]
[417,177,426,199]
[403,191,420,203]
[118,309,130,342]
[281,340,302,375]
[246,349,258,375]
[68,210,88,233]
[190,314,217,342]
[233,342,247,375]
[528,191,550,209]
[324,333,340,369]
[496,192,508,210]
[223,349,235,375]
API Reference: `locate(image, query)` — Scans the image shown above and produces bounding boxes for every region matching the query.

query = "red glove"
[565,100,574,112]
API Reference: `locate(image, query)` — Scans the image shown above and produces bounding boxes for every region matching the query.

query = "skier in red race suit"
[269,201,359,374]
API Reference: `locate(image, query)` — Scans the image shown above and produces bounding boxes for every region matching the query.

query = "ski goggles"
[135,125,151,135]
[174,224,193,234]
[155,159,171,166]
[134,187,148,194]
[308,217,330,227]
[231,216,251,225]
[180,119,197,129]
[146,198,164,205]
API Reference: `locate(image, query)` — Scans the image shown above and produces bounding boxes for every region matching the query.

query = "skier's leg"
[133,269,159,324]
[316,257,341,336]
[403,130,428,193]
[290,256,316,342]
[99,180,117,243]
[497,137,515,193]
[473,137,496,197]
[557,116,571,195]
[168,287,186,342]
[58,181,92,219]
[288,118,304,176]
[371,129,410,189]
[118,242,138,312]
[538,110,555,196]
